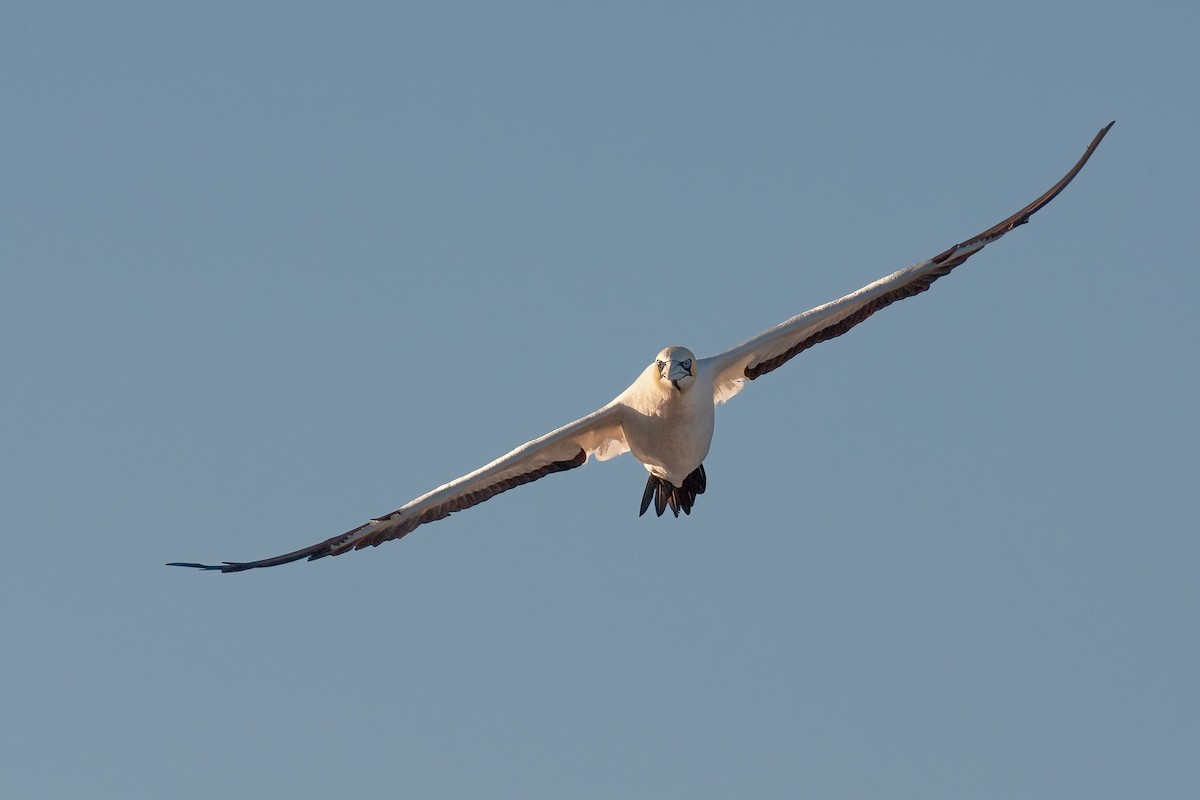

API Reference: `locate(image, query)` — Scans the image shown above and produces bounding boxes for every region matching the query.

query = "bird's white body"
[170,123,1114,572]
[616,351,715,486]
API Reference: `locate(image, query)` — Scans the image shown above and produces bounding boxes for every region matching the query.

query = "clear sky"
[3,2,1197,798]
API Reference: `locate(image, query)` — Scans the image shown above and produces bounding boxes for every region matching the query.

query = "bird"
[169,122,1113,573]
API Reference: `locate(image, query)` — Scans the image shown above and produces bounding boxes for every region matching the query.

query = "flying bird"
[170,122,1113,573]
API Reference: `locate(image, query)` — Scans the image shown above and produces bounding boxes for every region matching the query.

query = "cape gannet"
[170,123,1113,572]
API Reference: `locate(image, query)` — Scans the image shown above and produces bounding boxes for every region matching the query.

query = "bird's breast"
[620,387,715,486]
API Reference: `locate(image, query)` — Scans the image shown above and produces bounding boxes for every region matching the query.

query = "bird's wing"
[169,403,629,572]
[702,122,1114,406]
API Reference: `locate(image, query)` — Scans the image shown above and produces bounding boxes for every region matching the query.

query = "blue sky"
[3,2,1197,798]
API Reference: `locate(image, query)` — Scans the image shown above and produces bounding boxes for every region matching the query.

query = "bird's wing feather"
[702,122,1114,406]
[169,403,629,572]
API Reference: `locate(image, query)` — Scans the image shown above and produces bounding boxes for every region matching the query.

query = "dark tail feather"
[655,481,669,516]
[639,479,656,516]
[638,464,707,518]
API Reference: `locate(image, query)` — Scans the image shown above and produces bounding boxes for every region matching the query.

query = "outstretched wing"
[169,404,629,572]
[703,122,1114,406]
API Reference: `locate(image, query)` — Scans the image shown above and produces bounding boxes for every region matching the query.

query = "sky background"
[3,2,1197,798]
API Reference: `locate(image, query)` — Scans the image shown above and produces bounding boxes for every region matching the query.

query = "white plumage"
[170,123,1113,572]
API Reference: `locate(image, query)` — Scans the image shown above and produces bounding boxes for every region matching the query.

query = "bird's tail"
[639,464,706,518]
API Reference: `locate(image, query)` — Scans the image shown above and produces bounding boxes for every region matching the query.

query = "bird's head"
[654,346,696,392]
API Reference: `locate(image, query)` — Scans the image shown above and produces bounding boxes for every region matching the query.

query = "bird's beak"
[667,361,691,382]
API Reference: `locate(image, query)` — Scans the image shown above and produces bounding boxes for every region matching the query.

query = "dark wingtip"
[928,121,1116,266]
[166,560,267,573]
[164,537,345,574]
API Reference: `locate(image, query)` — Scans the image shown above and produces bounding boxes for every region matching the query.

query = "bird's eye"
[682,359,692,371]
[656,360,665,370]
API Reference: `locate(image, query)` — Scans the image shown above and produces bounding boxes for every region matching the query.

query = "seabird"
[170,122,1113,572]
